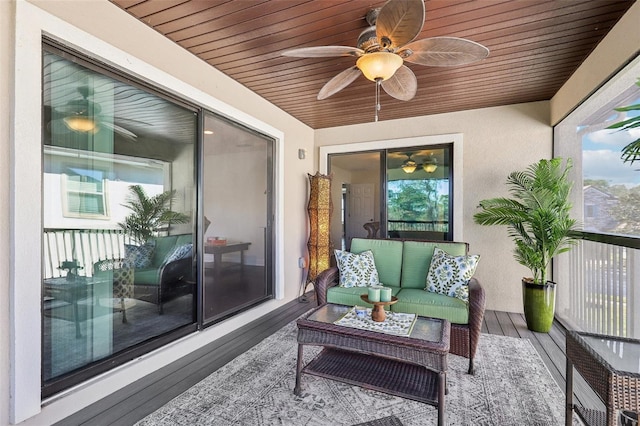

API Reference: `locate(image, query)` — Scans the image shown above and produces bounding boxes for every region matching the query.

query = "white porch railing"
[43,228,134,279]
[556,238,640,339]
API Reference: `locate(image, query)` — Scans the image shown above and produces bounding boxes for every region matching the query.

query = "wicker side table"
[565,330,640,426]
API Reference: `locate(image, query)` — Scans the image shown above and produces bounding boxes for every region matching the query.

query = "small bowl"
[354,305,367,318]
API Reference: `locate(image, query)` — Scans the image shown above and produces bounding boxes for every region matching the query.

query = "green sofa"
[129,234,194,314]
[315,237,486,374]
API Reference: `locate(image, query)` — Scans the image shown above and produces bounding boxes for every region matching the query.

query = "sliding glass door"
[201,112,274,323]
[328,144,453,250]
[42,43,197,396]
[386,146,452,241]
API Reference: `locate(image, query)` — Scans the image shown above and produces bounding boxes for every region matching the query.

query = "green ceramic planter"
[522,280,556,333]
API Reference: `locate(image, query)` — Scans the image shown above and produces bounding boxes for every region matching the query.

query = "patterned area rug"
[136,321,579,426]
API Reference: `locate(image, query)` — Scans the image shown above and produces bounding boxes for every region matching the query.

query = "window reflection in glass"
[42,48,196,390]
[386,147,451,241]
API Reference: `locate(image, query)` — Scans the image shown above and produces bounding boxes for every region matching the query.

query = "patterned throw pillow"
[425,247,480,303]
[163,243,193,265]
[124,240,156,268]
[334,249,380,288]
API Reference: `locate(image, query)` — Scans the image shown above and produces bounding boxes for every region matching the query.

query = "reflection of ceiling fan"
[401,152,438,173]
[49,85,139,141]
[282,0,489,120]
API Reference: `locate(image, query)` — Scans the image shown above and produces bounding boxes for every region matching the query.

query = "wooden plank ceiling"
[110,0,633,129]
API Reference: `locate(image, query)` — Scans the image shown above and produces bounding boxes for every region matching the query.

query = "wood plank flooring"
[56,300,602,425]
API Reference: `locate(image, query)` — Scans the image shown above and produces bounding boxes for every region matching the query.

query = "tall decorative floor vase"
[522,279,556,333]
[306,172,332,285]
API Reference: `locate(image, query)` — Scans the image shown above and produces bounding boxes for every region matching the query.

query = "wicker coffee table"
[294,303,451,426]
[565,330,640,426]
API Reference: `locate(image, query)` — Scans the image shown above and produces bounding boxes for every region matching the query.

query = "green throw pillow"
[425,247,479,302]
[334,249,379,288]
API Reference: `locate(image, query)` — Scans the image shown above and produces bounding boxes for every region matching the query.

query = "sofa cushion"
[350,238,403,286]
[426,247,480,302]
[391,288,469,324]
[400,241,468,289]
[151,235,179,267]
[327,285,401,308]
[334,249,379,288]
[163,243,193,265]
[124,240,156,268]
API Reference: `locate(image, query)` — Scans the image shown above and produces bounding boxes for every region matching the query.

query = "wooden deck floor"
[56,298,601,425]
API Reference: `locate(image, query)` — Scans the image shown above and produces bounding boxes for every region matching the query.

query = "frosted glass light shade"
[356,52,403,81]
[63,116,98,133]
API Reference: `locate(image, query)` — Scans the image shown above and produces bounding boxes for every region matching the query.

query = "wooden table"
[204,242,251,271]
[295,303,451,426]
[565,330,640,426]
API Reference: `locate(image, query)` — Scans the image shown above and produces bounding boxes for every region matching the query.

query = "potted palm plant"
[118,185,190,244]
[473,158,578,332]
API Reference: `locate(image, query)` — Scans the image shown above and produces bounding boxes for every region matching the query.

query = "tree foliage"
[388,179,447,222]
[607,79,640,164]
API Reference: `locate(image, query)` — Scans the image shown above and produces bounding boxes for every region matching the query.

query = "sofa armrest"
[158,257,193,290]
[314,266,339,305]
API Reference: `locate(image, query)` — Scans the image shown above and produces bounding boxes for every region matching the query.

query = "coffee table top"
[301,303,450,348]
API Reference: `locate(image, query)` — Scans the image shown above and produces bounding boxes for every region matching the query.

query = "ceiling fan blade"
[281,46,363,58]
[318,66,362,100]
[381,65,417,101]
[100,121,138,141]
[376,0,425,50]
[401,37,489,67]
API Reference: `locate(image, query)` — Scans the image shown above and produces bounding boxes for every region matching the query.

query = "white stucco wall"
[315,101,553,314]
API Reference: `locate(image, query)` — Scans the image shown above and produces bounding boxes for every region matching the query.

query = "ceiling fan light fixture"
[356,52,403,81]
[422,155,438,173]
[63,115,98,133]
[401,156,417,173]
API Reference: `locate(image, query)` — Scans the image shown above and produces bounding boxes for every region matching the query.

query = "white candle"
[380,287,392,302]
[368,286,380,302]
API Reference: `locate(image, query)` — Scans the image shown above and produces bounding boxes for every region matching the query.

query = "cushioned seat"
[393,288,469,324]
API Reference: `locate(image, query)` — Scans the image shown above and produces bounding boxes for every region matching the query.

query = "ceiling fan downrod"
[375,78,382,122]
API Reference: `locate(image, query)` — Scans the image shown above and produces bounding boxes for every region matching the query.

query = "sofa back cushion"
[401,240,469,289]
[151,235,179,267]
[350,238,403,286]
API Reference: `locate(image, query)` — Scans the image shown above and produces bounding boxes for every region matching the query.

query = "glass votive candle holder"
[367,286,380,302]
[380,287,392,302]
[354,305,367,319]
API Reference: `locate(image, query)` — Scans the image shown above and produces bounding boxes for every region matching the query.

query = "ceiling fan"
[48,85,139,142]
[282,0,489,120]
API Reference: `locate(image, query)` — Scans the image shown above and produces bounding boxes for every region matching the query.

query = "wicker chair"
[93,259,134,323]
[363,222,380,238]
[314,267,485,374]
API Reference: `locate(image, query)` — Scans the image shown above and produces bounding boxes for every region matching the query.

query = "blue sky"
[582,96,640,188]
